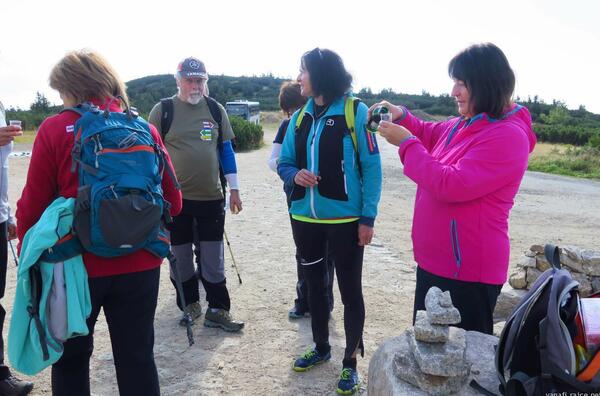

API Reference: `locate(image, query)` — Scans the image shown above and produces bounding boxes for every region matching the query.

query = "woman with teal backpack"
[15,50,182,396]
[278,48,382,395]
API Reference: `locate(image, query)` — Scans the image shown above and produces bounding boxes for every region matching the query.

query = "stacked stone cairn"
[393,287,471,394]
[509,244,600,297]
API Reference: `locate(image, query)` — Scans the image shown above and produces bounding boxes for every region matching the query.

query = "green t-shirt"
[149,96,235,201]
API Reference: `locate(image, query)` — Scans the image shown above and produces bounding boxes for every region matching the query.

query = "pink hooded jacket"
[396,105,536,285]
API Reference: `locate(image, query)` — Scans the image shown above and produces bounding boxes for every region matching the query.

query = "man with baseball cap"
[149,57,244,332]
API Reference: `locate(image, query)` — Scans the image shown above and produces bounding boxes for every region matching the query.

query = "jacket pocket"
[317,119,349,201]
[450,219,462,276]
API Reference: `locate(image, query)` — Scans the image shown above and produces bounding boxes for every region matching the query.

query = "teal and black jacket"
[278,96,382,226]
[8,197,91,375]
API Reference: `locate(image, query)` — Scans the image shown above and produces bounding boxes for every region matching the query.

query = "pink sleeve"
[398,125,530,203]
[396,107,455,152]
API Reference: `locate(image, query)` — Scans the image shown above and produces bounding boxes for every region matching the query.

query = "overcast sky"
[2,0,599,112]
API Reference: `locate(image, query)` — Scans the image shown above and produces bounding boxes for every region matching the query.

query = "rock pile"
[509,244,600,296]
[392,287,471,394]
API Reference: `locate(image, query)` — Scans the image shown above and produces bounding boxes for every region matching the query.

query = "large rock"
[407,328,470,377]
[425,287,461,325]
[530,244,544,254]
[414,310,449,343]
[592,277,600,294]
[369,330,500,395]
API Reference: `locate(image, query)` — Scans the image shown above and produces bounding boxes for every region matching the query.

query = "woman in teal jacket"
[278,48,382,395]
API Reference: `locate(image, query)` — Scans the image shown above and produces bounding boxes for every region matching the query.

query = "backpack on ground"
[495,244,600,395]
[159,96,228,195]
[295,96,363,176]
[66,99,173,258]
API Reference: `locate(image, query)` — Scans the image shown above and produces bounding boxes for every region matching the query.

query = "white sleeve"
[268,143,282,172]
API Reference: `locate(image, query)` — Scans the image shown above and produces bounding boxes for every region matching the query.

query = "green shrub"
[588,134,600,149]
[230,116,263,151]
[529,146,600,179]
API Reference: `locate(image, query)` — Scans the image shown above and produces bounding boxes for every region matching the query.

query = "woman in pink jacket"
[374,43,536,334]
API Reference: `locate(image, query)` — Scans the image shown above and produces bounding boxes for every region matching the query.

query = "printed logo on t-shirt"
[200,121,214,141]
[66,125,75,133]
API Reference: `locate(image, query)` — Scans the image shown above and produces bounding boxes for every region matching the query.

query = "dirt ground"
[4,124,600,395]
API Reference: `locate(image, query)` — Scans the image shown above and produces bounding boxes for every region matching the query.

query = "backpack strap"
[344,96,362,178]
[544,244,561,270]
[294,102,310,130]
[204,96,227,196]
[159,98,174,138]
[27,264,50,361]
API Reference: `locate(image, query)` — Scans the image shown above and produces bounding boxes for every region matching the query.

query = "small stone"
[439,292,453,308]
[518,256,536,268]
[526,268,542,286]
[561,246,584,273]
[524,250,536,258]
[530,244,544,253]
[508,269,527,289]
[407,328,470,377]
[591,277,600,293]
[218,361,224,370]
[535,255,551,272]
[425,287,461,325]
[582,250,600,276]
[571,272,593,297]
[414,311,449,343]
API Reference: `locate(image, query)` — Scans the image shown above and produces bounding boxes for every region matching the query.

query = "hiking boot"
[204,308,245,332]
[336,367,360,395]
[288,305,310,319]
[178,302,202,327]
[0,374,33,396]
[292,348,331,372]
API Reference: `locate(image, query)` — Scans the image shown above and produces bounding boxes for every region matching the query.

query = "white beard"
[186,95,202,105]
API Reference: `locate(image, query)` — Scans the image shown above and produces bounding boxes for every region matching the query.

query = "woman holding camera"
[278,48,381,395]
[375,43,536,334]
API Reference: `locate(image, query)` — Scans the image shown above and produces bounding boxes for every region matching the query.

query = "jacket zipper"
[450,219,462,278]
[342,160,348,195]
[308,114,322,219]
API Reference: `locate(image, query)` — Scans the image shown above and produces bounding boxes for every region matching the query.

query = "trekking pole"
[167,252,194,346]
[8,240,18,266]
[223,230,242,284]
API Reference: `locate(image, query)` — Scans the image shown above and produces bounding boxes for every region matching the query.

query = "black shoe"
[0,375,33,396]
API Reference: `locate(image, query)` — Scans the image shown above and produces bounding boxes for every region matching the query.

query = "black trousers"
[291,219,365,359]
[289,214,335,313]
[168,199,230,311]
[413,266,502,335]
[0,222,10,380]
[52,268,161,396]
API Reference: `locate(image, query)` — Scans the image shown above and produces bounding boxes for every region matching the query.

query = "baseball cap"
[176,57,208,79]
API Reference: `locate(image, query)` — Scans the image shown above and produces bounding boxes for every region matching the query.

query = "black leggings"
[413,266,502,334]
[291,219,365,359]
[52,268,161,396]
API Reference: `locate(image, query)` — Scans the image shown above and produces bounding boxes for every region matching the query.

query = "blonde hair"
[49,49,129,107]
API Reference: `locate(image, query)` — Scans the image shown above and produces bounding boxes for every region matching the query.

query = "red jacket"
[16,100,182,278]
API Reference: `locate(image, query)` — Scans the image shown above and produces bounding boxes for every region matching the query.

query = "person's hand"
[0,125,22,146]
[368,101,404,122]
[378,122,413,147]
[358,224,374,246]
[7,223,17,240]
[229,189,243,214]
[294,169,320,187]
